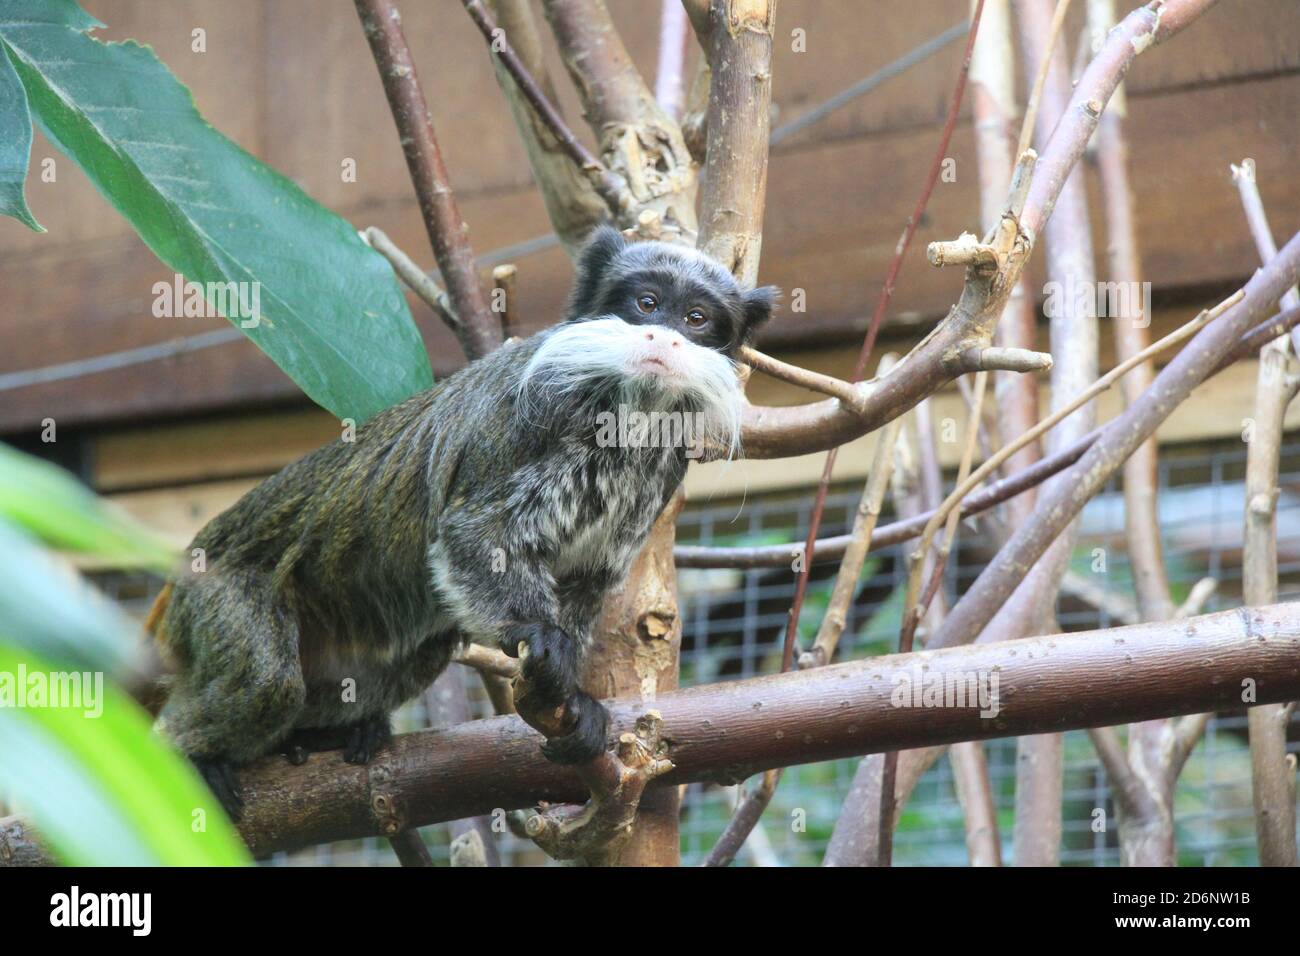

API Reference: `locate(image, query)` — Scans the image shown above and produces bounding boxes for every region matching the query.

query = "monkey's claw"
[343,714,392,764]
[193,756,244,822]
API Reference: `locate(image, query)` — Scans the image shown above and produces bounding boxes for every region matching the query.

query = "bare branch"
[740,345,870,411]
[463,0,631,218]
[491,264,519,340]
[737,0,1219,460]
[355,0,501,359]
[930,228,1300,653]
[543,0,698,236]
[696,0,777,283]
[452,642,520,679]
[1235,165,1300,867]
[1016,0,1074,158]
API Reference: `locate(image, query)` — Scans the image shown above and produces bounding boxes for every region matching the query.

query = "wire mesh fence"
[86,436,1300,865]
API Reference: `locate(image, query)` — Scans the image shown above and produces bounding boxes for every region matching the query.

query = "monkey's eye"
[635,293,658,314]
[685,308,708,328]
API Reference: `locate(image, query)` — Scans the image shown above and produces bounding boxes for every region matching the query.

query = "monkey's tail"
[138,582,175,717]
[145,582,172,637]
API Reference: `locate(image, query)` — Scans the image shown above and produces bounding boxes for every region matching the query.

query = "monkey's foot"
[539,691,609,765]
[505,621,580,708]
[192,756,244,822]
[343,714,392,764]
[279,726,347,764]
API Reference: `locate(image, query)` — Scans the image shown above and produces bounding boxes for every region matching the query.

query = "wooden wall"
[2,1,1298,473]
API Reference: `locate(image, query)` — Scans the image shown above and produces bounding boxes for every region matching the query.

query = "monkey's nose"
[645,329,684,347]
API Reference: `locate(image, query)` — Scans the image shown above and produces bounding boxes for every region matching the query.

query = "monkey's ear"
[566,224,627,320]
[740,285,780,342]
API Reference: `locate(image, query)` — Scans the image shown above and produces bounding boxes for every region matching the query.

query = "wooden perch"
[7,603,1298,865]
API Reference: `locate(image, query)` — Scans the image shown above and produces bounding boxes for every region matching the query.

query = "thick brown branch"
[9,605,1296,864]
[696,0,776,283]
[543,0,697,235]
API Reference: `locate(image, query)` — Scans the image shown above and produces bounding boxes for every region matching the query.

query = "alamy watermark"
[595,405,709,459]
[891,663,1000,719]
[152,273,262,328]
[0,664,104,718]
[1043,276,1152,326]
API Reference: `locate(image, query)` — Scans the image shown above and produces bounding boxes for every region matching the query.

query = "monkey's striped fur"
[149,226,777,818]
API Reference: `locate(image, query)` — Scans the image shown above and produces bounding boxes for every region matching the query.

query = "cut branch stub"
[928,232,1001,272]
[514,711,674,864]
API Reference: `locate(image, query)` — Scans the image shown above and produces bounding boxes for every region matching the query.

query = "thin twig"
[461,0,630,213]
[1016,0,1074,158]
[361,226,457,328]
[800,409,905,669]
[907,290,1243,614]
[740,346,870,411]
[492,264,519,339]
[779,0,987,677]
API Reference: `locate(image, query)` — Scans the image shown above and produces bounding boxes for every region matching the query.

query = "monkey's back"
[151,338,540,693]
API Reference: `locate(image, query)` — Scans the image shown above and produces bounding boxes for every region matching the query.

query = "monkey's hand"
[505,622,609,764]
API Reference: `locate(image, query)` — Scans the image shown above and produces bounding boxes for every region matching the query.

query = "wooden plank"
[3,70,1296,431]
[768,0,1300,152]
[5,0,1294,259]
[93,407,342,493]
[110,477,262,549]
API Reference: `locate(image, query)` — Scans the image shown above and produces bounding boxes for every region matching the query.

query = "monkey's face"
[518,229,780,458]
[564,226,779,360]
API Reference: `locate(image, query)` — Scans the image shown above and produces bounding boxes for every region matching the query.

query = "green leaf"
[0,518,144,676]
[0,643,250,866]
[0,442,175,569]
[0,0,433,422]
[0,37,40,230]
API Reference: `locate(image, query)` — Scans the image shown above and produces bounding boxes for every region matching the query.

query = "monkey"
[146,225,778,820]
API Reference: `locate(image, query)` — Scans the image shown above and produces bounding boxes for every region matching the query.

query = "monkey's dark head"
[519,226,780,457]
[564,225,778,356]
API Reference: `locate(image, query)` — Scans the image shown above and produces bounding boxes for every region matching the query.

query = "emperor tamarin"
[147,226,777,818]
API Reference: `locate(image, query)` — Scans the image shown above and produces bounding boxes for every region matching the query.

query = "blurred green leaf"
[0,643,249,866]
[0,36,39,230]
[0,518,143,676]
[0,0,433,422]
[0,443,174,569]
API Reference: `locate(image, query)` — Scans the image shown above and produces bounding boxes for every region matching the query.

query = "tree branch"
[735,0,1219,460]
[930,227,1300,652]
[8,604,1297,864]
[355,0,501,359]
